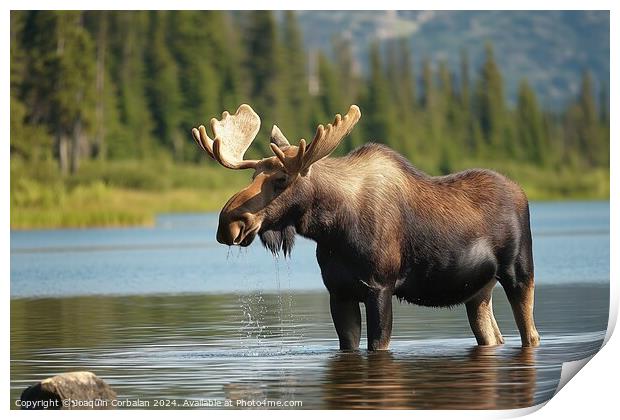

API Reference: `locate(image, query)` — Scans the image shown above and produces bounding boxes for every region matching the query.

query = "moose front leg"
[330,294,361,351]
[365,287,393,351]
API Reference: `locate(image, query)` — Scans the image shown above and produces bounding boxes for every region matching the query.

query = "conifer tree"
[20,11,96,174]
[282,11,311,140]
[84,11,124,161]
[10,11,52,162]
[316,52,344,121]
[242,11,288,155]
[332,34,358,107]
[168,11,222,161]
[108,11,154,159]
[570,71,606,166]
[474,44,507,155]
[459,49,479,155]
[362,42,396,148]
[516,79,548,164]
[145,11,184,160]
[394,38,418,157]
[420,57,434,111]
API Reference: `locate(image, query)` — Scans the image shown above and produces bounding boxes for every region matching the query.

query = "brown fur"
[216,143,540,350]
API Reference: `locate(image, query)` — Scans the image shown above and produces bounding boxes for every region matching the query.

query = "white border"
[3,2,616,419]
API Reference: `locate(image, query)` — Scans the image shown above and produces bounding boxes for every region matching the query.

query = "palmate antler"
[193,104,361,174]
[270,105,361,176]
[192,104,261,169]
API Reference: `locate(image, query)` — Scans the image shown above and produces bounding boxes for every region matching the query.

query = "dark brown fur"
[218,143,540,350]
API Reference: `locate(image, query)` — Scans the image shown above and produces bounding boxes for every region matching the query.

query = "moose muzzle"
[216,189,262,247]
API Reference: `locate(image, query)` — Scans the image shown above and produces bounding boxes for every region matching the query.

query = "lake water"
[10,201,610,409]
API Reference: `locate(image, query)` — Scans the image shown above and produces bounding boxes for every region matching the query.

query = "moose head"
[191,104,361,255]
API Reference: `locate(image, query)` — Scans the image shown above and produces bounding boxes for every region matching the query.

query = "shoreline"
[11,196,611,231]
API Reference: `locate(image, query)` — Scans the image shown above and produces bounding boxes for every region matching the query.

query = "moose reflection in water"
[192,104,539,351]
[323,346,537,409]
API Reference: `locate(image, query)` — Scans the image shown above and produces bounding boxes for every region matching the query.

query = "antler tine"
[191,125,216,159]
[300,105,361,173]
[270,138,307,175]
[191,104,261,170]
[271,105,360,176]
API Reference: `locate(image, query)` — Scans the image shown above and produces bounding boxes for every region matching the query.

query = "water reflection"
[10,285,608,409]
[324,347,536,409]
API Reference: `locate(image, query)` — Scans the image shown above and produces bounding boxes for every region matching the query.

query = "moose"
[191,104,540,351]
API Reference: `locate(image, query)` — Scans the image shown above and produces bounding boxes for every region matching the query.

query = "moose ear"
[270,125,290,148]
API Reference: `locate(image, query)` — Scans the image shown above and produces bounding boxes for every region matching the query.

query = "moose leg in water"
[330,295,361,350]
[500,272,540,346]
[465,281,504,346]
[365,286,393,351]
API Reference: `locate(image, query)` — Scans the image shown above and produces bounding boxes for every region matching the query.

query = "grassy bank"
[10,158,609,230]
[10,158,248,229]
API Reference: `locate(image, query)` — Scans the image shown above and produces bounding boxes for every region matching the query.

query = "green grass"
[448,158,610,201]
[10,157,609,230]
[10,158,248,229]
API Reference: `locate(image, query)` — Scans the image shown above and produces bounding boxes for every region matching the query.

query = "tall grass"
[10,158,248,229]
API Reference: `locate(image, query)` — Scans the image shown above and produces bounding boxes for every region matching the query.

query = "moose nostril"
[229,222,245,245]
[233,225,245,244]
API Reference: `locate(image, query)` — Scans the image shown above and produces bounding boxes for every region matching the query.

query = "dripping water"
[273,254,284,348]
[232,244,265,354]
[284,257,298,342]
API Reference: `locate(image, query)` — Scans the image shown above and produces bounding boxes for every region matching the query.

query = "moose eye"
[272,176,288,193]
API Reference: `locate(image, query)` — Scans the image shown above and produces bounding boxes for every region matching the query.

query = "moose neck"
[294,156,370,244]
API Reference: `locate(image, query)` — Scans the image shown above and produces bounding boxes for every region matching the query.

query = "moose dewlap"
[191,104,540,351]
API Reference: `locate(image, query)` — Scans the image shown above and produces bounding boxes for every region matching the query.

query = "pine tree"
[282,11,311,141]
[436,60,458,171]
[20,11,96,174]
[108,11,154,159]
[473,44,507,156]
[84,11,124,161]
[145,11,184,160]
[459,48,471,111]
[331,34,363,149]
[332,34,358,107]
[394,38,418,158]
[420,57,434,110]
[516,79,548,164]
[459,48,479,155]
[10,11,52,162]
[362,42,396,148]
[242,11,288,156]
[316,52,344,120]
[572,71,605,166]
[168,11,223,161]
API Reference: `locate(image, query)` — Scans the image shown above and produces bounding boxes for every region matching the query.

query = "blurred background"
[9,11,610,229]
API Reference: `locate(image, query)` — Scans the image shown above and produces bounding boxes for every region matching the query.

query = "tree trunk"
[70,118,82,174]
[57,132,69,175]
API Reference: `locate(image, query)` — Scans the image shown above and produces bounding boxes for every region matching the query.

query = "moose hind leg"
[466,282,504,346]
[499,263,540,347]
[501,276,540,347]
[330,294,361,350]
[365,287,393,351]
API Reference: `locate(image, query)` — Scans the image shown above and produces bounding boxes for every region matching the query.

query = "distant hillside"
[293,11,609,109]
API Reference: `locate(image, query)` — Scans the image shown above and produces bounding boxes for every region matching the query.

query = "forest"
[10,11,610,228]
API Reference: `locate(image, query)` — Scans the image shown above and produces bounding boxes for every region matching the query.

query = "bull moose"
[191,104,540,351]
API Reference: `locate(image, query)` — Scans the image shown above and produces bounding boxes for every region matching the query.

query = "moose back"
[191,104,540,351]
